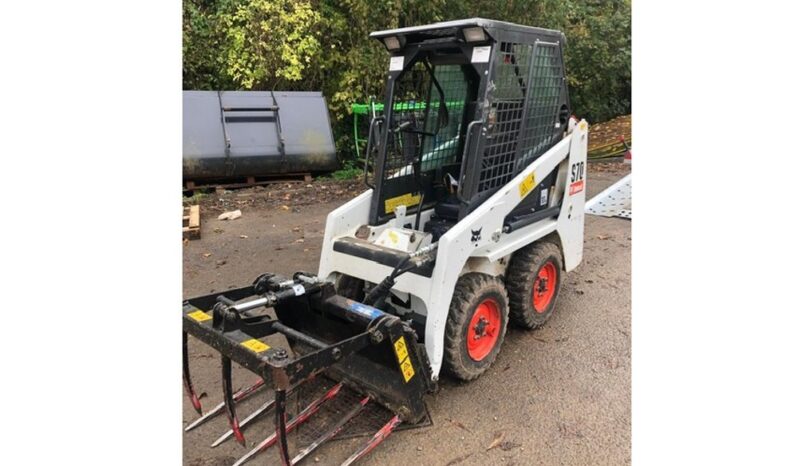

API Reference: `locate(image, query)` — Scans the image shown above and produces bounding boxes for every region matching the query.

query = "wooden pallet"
[183,205,201,240]
[184,173,312,192]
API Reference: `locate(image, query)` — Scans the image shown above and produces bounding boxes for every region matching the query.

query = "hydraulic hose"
[362,256,412,308]
[362,243,438,308]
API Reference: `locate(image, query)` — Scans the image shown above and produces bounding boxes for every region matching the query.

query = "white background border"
[0,1,796,464]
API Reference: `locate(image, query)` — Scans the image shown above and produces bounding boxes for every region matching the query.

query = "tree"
[182,0,631,159]
[218,0,321,89]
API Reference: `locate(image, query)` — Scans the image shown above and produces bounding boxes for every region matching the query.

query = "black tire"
[443,273,509,381]
[506,241,563,329]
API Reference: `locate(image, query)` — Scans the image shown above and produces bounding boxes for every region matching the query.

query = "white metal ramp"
[586,174,631,219]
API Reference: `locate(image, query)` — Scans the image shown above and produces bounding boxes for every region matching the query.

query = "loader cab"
[367,19,571,235]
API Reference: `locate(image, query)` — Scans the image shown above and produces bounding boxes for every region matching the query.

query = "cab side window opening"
[374,55,480,223]
[383,62,471,178]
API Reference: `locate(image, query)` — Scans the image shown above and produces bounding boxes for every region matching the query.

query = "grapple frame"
[182,273,435,464]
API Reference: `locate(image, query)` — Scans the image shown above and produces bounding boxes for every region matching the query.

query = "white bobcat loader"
[183,18,587,465]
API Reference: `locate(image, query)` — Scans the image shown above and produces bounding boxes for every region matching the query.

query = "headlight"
[383,36,401,51]
[463,27,487,43]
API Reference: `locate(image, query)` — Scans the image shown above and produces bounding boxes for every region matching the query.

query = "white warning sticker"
[389,56,404,71]
[471,46,491,63]
[540,187,549,206]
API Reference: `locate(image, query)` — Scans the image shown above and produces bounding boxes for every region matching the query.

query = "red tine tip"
[233,420,246,445]
[190,394,203,415]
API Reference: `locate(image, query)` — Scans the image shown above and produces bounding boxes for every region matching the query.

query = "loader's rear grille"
[477,42,533,194]
[475,40,565,199]
[515,41,564,171]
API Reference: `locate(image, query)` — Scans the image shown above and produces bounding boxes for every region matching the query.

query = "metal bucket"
[183,91,338,180]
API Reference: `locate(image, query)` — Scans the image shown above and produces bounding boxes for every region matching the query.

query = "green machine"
[352,98,466,163]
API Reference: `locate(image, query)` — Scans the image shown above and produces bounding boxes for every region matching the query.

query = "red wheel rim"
[467,298,501,361]
[532,261,557,313]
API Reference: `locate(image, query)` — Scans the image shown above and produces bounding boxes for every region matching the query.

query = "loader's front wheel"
[443,273,509,381]
[507,241,563,329]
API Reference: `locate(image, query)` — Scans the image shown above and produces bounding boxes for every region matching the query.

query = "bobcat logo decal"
[470,227,482,243]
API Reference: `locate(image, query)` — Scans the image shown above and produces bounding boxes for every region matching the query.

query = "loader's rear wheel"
[443,273,509,381]
[507,241,563,329]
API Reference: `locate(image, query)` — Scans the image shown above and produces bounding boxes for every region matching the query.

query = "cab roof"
[370,17,563,42]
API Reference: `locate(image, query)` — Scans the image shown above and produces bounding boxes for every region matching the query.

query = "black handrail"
[457,119,484,206]
[363,116,384,189]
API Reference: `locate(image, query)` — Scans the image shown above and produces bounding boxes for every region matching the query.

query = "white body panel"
[318,120,589,378]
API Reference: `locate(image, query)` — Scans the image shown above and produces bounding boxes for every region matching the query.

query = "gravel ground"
[183,163,631,466]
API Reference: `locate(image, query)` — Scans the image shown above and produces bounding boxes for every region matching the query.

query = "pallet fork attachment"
[182,273,435,464]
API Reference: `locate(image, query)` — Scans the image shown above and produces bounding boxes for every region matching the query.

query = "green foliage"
[540,0,632,122]
[183,0,631,157]
[183,190,209,205]
[219,0,322,88]
[183,0,230,89]
[324,160,361,181]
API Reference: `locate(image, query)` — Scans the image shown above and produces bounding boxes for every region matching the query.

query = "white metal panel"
[556,120,588,271]
[478,219,558,262]
[317,190,372,280]
[585,173,631,219]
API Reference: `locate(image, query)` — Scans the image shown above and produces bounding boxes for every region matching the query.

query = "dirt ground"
[183,162,631,466]
[587,115,631,151]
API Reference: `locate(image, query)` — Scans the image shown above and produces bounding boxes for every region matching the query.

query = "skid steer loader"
[183,18,588,465]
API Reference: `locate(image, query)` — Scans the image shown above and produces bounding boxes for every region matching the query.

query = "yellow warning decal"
[187,310,211,322]
[393,336,415,383]
[393,336,409,363]
[400,358,415,383]
[384,192,421,214]
[519,172,536,199]
[240,339,270,353]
